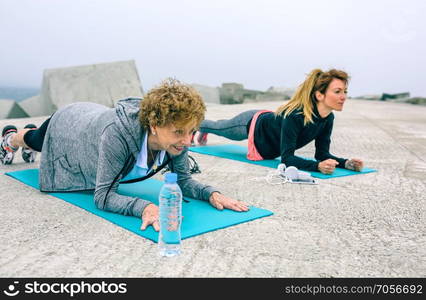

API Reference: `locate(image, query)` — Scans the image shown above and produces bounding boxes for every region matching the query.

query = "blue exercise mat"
[5,169,273,243]
[189,144,376,179]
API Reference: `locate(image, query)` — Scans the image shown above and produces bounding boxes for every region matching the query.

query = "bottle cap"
[164,172,178,183]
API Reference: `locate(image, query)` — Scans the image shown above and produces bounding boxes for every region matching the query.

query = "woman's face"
[316,78,348,112]
[151,121,197,156]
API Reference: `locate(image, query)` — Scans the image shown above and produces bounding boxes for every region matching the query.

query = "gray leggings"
[199,109,260,140]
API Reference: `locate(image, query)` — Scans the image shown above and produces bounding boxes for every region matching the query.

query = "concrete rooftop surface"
[0,99,425,277]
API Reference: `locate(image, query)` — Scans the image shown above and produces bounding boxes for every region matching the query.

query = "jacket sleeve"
[171,148,219,201]
[280,115,319,171]
[314,117,347,168]
[94,124,152,217]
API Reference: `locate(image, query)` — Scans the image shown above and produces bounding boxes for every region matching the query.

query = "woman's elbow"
[94,190,107,210]
[280,155,290,164]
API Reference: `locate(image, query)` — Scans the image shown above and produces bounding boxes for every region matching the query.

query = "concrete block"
[17,95,51,118]
[0,99,29,119]
[40,60,143,113]
[191,83,220,104]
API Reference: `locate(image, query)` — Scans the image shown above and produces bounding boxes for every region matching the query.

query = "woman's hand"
[318,159,339,174]
[345,158,364,172]
[209,192,249,212]
[140,203,160,231]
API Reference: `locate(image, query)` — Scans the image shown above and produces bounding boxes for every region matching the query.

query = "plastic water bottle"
[158,172,182,257]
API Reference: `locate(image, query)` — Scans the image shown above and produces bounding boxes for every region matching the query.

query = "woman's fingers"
[319,159,338,174]
[237,201,250,211]
[212,199,224,210]
[330,159,339,166]
[210,192,249,212]
[355,162,364,171]
[325,159,338,166]
[152,220,160,232]
[141,203,160,231]
[224,199,249,212]
[227,201,242,211]
[325,164,335,174]
[354,159,364,169]
[140,219,149,230]
[348,158,364,171]
[140,217,160,231]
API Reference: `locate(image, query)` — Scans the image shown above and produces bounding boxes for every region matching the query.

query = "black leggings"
[23,117,51,152]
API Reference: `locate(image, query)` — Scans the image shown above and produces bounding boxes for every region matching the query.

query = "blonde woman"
[0,79,249,231]
[195,69,364,175]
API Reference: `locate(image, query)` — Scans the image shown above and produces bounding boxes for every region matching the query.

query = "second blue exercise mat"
[6,169,273,243]
[189,144,376,179]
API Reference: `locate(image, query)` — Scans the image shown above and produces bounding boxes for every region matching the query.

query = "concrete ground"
[0,99,425,277]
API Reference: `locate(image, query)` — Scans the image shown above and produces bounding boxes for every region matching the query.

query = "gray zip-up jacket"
[39,98,218,217]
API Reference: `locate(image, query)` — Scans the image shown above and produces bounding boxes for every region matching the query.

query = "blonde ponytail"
[275,69,323,125]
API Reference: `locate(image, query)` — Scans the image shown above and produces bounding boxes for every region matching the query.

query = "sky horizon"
[1,0,425,97]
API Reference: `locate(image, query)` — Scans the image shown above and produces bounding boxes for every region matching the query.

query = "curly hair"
[139,78,206,129]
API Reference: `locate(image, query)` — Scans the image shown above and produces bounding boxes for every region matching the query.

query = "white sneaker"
[1,125,18,165]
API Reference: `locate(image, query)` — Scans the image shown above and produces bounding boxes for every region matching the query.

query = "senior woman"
[1,79,249,231]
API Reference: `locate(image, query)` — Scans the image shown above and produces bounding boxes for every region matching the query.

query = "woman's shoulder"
[279,108,304,122]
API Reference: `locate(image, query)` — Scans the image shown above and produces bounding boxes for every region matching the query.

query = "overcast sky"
[1,0,425,97]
